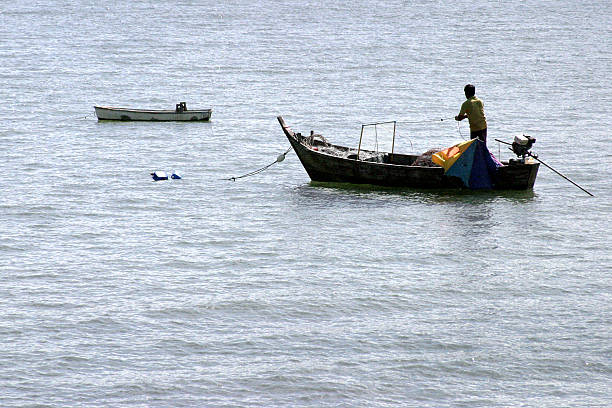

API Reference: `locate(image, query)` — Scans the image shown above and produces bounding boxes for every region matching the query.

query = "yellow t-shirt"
[459,96,487,132]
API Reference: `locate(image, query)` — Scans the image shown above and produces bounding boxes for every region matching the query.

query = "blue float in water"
[171,173,181,179]
[151,171,168,181]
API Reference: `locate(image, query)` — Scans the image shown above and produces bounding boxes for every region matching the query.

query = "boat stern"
[496,160,540,190]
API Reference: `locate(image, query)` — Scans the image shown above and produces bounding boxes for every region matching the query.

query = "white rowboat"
[94,102,212,121]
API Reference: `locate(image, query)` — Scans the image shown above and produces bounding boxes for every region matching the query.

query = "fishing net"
[413,148,442,167]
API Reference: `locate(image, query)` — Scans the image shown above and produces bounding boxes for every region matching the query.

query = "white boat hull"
[94,106,212,121]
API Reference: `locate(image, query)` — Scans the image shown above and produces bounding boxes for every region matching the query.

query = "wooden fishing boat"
[277,116,539,190]
[94,102,212,121]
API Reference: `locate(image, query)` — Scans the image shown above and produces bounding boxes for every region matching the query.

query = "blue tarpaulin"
[432,139,501,189]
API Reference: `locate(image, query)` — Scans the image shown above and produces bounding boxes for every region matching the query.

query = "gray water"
[1,1,611,407]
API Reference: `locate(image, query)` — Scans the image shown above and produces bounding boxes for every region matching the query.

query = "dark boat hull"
[278,116,539,190]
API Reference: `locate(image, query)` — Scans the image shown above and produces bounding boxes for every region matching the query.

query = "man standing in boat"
[455,84,487,143]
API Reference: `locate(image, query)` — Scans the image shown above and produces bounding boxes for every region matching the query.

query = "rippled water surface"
[1,1,610,406]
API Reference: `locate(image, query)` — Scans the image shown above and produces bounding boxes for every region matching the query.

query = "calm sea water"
[1,1,610,406]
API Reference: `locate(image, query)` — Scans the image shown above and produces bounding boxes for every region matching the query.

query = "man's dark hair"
[464,84,476,98]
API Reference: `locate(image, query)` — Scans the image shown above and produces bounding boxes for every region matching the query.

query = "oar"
[494,139,594,197]
[526,153,594,196]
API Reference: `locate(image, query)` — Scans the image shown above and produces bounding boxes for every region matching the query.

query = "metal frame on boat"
[277,116,539,190]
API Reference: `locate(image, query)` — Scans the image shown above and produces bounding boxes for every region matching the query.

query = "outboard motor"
[511,134,536,160]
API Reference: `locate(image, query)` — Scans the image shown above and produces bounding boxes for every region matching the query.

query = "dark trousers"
[470,128,487,143]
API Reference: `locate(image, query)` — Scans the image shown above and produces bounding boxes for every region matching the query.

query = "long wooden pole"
[528,153,594,196]
[494,139,594,196]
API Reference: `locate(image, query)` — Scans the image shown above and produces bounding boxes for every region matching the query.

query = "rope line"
[456,120,467,140]
[396,117,455,124]
[224,146,293,181]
